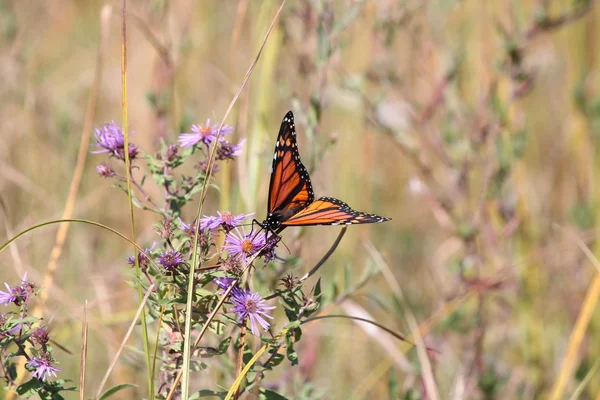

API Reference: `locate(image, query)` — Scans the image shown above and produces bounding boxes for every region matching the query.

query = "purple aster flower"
[92,121,138,160]
[224,227,266,262]
[195,159,220,175]
[230,287,276,335]
[201,211,254,232]
[126,245,154,270]
[96,162,116,178]
[31,326,50,345]
[218,211,253,230]
[213,277,237,290]
[0,282,17,306]
[177,218,213,248]
[177,218,194,233]
[159,251,184,271]
[0,273,33,306]
[27,353,61,381]
[164,144,179,161]
[217,139,246,160]
[178,119,234,148]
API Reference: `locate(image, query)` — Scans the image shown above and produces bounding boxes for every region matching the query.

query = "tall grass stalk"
[119,2,153,397]
[79,300,89,400]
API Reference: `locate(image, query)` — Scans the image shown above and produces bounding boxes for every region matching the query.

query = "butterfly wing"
[281,197,391,226]
[267,111,314,217]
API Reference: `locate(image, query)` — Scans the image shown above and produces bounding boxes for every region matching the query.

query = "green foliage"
[97,383,138,400]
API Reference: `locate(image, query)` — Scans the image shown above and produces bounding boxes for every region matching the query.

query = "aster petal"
[0,283,16,306]
[213,277,237,290]
[178,133,202,148]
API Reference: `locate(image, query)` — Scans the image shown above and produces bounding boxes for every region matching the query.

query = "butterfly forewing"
[268,111,314,214]
[281,197,391,226]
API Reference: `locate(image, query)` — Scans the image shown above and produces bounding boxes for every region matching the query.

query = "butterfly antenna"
[280,238,291,255]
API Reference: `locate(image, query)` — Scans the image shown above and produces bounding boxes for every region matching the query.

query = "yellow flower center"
[199,126,212,138]
[241,239,254,255]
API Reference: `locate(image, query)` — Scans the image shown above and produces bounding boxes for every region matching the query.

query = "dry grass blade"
[80,300,89,400]
[361,241,440,398]
[0,195,25,277]
[406,313,439,400]
[341,301,413,372]
[550,226,600,399]
[568,357,600,400]
[300,227,346,282]
[93,284,155,400]
[38,3,111,308]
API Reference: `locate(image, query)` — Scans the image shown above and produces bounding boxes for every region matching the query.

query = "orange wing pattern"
[282,197,391,227]
[268,111,314,213]
[261,111,390,233]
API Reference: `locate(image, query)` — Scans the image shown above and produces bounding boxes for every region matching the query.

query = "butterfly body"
[260,111,390,234]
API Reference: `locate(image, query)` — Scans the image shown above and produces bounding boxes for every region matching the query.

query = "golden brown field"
[2,0,600,399]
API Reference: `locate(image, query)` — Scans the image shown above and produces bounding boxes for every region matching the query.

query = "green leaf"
[313,278,322,300]
[16,378,44,398]
[263,348,284,370]
[98,383,138,400]
[259,388,289,400]
[285,335,298,366]
[14,316,41,325]
[283,320,301,330]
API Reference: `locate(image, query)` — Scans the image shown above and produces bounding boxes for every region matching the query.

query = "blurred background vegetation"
[2,0,600,398]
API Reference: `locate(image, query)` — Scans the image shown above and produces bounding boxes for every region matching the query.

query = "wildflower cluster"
[92,118,320,398]
[0,274,73,398]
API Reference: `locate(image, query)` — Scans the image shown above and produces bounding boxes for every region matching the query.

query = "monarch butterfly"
[259,111,390,234]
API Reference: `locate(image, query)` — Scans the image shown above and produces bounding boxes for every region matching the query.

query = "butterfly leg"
[250,219,267,239]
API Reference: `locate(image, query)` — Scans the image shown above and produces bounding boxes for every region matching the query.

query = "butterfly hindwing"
[268,111,314,215]
[281,197,391,226]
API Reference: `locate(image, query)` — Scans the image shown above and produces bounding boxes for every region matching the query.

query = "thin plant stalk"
[119,1,153,397]
[150,306,166,386]
[233,323,247,400]
[79,300,89,400]
[550,226,600,399]
[300,227,347,282]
